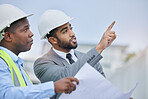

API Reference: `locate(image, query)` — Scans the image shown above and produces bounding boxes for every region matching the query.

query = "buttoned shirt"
[0,46,55,99]
[53,47,78,64]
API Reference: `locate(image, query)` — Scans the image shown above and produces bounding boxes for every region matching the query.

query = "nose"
[29,30,34,37]
[69,30,75,37]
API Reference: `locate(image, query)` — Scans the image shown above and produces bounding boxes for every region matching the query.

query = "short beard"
[56,36,78,50]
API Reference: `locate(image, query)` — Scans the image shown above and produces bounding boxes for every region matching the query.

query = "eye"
[24,28,28,32]
[24,27,29,32]
[63,30,68,34]
[70,27,73,30]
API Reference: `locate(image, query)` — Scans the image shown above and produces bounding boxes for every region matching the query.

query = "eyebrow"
[24,24,30,28]
[60,26,68,33]
[60,24,71,33]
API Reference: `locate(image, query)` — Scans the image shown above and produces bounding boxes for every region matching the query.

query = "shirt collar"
[52,47,75,60]
[0,46,24,67]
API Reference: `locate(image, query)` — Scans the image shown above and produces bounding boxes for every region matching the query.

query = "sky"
[0,0,148,56]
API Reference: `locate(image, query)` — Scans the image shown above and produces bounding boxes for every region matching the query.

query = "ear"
[4,32,13,42]
[48,37,58,45]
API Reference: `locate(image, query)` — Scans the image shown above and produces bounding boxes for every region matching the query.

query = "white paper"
[59,63,138,99]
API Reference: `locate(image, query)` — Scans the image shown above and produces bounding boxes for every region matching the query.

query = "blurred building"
[109,48,148,99]
[99,45,127,78]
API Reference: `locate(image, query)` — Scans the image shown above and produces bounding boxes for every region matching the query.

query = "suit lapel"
[49,48,69,66]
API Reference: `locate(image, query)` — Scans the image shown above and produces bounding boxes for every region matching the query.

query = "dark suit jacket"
[34,47,105,99]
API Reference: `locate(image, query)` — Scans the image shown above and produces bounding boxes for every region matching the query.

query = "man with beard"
[34,10,116,99]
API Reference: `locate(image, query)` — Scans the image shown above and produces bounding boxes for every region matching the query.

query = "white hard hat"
[0,4,33,41]
[38,10,73,39]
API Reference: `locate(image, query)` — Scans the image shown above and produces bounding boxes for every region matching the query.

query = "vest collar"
[0,46,24,67]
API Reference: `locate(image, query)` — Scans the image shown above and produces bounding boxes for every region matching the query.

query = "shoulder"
[75,50,84,55]
[0,57,10,72]
[34,49,60,67]
[34,54,52,66]
[35,48,55,62]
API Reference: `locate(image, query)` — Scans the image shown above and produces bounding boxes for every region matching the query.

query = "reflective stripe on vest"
[0,50,32,87]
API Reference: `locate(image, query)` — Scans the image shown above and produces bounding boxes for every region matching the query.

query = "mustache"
[70,36,76,41]
[27,39,33,43]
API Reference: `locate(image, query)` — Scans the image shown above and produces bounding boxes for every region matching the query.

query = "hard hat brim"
[40,17,74,39]
[0,13,33,32]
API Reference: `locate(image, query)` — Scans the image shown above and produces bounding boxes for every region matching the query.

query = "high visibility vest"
[0,50,32,87]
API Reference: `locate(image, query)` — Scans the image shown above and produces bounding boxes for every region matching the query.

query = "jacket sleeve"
[34,48,104,83]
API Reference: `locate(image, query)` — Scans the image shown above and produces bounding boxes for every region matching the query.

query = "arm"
[93,61,105,77]
[0,58,79,99]
[0,58,55,99]
[34,48,103,83]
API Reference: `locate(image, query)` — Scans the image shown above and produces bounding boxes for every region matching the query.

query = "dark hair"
[5,17,27,33]
[46,27,58,38]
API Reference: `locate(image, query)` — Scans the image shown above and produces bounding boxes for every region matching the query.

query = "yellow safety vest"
[0,50,32,87]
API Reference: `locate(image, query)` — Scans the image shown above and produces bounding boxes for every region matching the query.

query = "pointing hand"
[96,21,116,53]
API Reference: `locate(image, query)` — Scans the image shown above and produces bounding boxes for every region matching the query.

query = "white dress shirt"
[53,47,78,64]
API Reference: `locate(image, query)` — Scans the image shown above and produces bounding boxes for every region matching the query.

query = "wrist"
[54,82,57,93]
[95,45,104,54]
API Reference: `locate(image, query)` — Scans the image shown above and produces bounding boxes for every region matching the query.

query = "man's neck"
[0,43,19,56]
[53,46,71,53]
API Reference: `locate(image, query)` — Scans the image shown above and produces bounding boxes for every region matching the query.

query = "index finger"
[106,21,115,31]
[67,77,79,85]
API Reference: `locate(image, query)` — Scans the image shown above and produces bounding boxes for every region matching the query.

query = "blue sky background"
[0,0,148,56]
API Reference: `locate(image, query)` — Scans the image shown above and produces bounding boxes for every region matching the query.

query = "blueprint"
[59,63,138,99]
